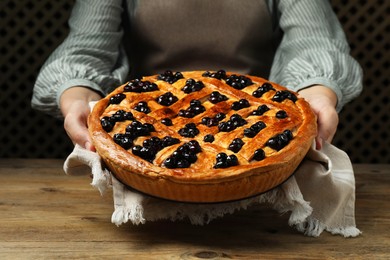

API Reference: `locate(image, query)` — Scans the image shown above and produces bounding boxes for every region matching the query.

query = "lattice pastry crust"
[89,70,317,202]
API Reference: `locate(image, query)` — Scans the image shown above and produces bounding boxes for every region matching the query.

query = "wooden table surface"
[0,159,389,259]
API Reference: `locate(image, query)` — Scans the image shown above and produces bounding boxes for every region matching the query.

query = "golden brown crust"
[88,70,317,202]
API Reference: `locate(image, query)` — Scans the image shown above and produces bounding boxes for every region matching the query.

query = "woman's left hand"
[298,85,339,150]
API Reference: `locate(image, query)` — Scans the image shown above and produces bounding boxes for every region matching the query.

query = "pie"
[88,70,317,202]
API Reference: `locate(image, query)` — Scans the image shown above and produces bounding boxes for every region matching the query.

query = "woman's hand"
[60,87,102,151]
[298,85,339,150]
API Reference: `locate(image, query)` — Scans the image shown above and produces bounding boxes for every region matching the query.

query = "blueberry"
[272,90,297,103]
[163,141,201,168]
[164,157,177,168]
[162,136,180,147]
[231,101,241,111]
[131,145,143,156]
[266,137,282,151]
[178,100,205,118]
[109,93,126,105]
[251,104,270,116]
[161,118,173,126]
[215,113,226,121]
[124,79,158,92]
[214,153,239,168]
[178,123,200,137]
[157,70,184,84]
[100,116,115,132]
[218,114,246,132]
[266,131,293,151]
[226,75,253,90]
[209,91,228,104]
[244,128,257,138]
[284,129,293,140]
[216,152,228,162]
[231,99,250,111]
[176,159,191,168]
[182,79,205,93]
[276,110,288,119]
[202,70,227,80]
[190,99,201,107]
[250,121,266,132]
[253,149,265,161]
[156,92,178,106]
[113,133,133,150]
[112,110,126,121]
[226,154,238,166]
[134,101,151,114]
[123,112,134,120]
[214,161,228,169]
[143,123,155,133]
[204,134,215,143]
[252,82,275,97]
[228,138,244,153]
[187,140,201,153]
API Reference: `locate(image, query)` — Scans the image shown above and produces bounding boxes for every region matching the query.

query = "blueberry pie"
[88,70,317,202]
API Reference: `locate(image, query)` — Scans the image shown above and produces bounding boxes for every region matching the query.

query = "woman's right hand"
[60,87,102,151]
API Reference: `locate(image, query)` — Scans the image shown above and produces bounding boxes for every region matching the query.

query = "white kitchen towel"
[64,142,361,237]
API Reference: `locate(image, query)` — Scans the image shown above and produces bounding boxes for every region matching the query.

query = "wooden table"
[0,159,388,259]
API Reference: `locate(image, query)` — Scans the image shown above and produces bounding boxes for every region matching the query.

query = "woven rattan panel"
[0,0,389,162]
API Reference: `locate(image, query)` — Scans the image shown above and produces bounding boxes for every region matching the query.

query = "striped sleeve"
[268,0,363,112]
[32,0,129,117]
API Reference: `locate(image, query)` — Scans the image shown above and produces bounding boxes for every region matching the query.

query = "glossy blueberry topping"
[266,130,294,151]
[178,123,200,137]
[163,141,202,168]
[112,110,134,122]
[181,79,205,94]
[244,121,266,138]
[252,82,275,97]
[109,93,126,105]
[203,134,215,143]
[100,110,135,132]
[251,104,270,116]
[131,136,180,163]
[202,70,227,80]
[124,79,158,93]
[272,90,297,103]
[214,112,226,121]
[218,114,247,132]
[225,74,253,90]
[161,118,173,126]
[157,70,184,84]
[156,92,178,106]
[276,110,288,119]
[214,153,239,168]
[134,101,151,114]
[113,133,133,150]
[208,91,228,104]
[201,112,225,127]
[131,145,155,162]
[253,148,265,161]
[231,99,250,111]
[161,136,180,147]
[178,99,205,118]
[100,116,115,132]
[125,120,155,138]
[228,138,245,153]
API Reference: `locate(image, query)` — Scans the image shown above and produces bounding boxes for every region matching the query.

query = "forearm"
[269,0,363,112]
[32,0,129,117]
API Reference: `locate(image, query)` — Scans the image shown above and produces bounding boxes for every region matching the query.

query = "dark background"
[1,0,389,163]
